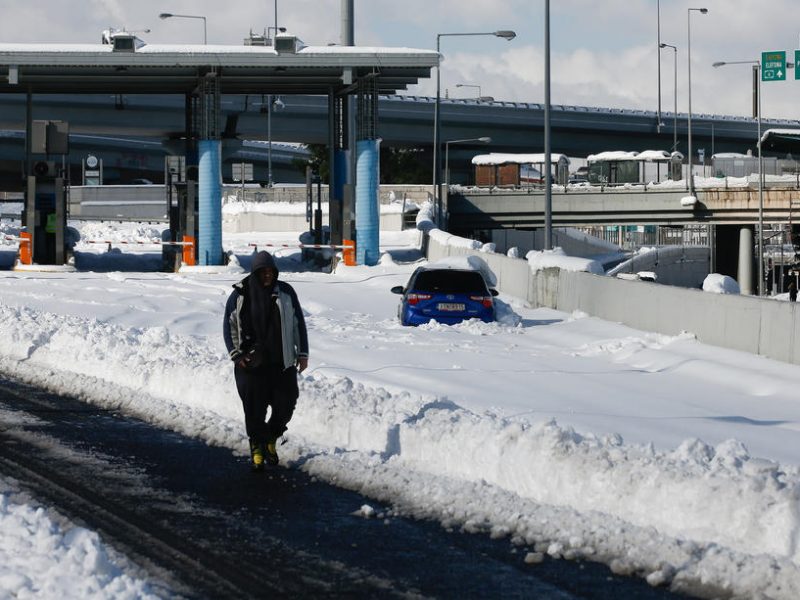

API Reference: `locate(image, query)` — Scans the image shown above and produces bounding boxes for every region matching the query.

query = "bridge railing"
[576,225,710,250]
[454,173,800,195]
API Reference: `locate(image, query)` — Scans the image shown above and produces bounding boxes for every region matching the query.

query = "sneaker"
[250,440,265,471]
[265,437,279,466]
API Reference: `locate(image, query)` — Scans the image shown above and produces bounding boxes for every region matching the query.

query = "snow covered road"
[1,225,800,597]
[1,377,681,599]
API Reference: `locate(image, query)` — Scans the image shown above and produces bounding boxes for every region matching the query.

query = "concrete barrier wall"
[426,231,800,366]
[70,185,168,220]
[223,212,319,233]
[70,184,431,223]
[489,227,622,259]
[223,210,404,234]
[551,271,766,355]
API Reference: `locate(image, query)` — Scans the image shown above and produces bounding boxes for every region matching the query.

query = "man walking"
[223,251,309,471]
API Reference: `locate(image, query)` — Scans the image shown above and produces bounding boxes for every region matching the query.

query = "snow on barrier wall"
[424,229,800,366]
[222,209,404,234]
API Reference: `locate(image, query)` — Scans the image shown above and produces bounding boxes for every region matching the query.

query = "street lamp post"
[268,95,273,187]
[657,0,662,132]
[434,30,515,228]
[444,136,491,188]
[687,7,708,196]
[159,13,207,44]
[263,95,285,187]
[660,43,678,151]
[544,0,552,249]
[713,59,764,296]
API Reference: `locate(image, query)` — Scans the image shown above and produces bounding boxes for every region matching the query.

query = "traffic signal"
[32,161,58,178]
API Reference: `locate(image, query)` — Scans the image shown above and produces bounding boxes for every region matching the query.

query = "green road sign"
[795,50,800,80]
[762,50,786,81]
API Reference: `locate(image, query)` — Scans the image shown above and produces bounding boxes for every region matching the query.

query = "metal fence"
[577,225,710,251]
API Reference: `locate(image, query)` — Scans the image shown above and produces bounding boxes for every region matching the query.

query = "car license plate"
[437,302,465,311]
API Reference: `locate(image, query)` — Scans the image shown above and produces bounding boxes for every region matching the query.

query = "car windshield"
[412,270,488,294]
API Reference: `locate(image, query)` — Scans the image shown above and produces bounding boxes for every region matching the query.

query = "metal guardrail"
[457,175,800,194]
[577,225,710,251]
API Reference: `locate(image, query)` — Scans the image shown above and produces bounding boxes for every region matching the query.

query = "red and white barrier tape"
[83,240,193,246]
[247,242,352,250]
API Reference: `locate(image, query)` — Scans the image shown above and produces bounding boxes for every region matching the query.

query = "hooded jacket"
[223,252,309,370]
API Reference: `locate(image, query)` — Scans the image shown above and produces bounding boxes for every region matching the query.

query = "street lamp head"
[712,61,726,68]
[699,8,708,13]
[478,137,492,143]
[494,30,516,41]
[158,13,172,19]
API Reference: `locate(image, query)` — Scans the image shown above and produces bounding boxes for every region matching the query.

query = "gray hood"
[250,251,278,277]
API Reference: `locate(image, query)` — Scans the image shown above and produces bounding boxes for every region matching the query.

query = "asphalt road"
[0,375,691,599]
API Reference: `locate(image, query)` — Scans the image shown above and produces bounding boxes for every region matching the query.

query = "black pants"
[235,364,298,443]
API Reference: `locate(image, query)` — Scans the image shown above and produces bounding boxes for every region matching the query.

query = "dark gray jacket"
[223,275,309,370]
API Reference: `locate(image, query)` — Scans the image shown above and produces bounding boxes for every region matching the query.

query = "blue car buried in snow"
[391,266,498,326]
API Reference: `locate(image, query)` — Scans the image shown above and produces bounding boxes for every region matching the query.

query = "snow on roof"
[0,42,438,58]
[760,128,800,143]
[636,150,674,162]
[586,151,639,162]
[422,255,498,287]
[712,152,750,158]
[471,153,569,166]
[586,150,680,163]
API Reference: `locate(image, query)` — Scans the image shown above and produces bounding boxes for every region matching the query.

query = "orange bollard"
[343,239,356,266]
[18,232,32,265]
[182,235,196,267]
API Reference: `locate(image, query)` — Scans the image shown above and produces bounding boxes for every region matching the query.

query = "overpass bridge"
[447,182,800,230]
[0,93,792,154]
[448,181,800,293]
[0,93,797,188]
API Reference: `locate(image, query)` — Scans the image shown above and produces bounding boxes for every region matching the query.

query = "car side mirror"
[390,286,405,295]
[489,289,499,297]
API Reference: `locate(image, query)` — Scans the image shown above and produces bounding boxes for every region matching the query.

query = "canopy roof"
[0,42,439,95]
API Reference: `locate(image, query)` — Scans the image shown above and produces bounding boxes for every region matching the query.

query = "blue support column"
[198,139,222,266]
[355,139,380,265]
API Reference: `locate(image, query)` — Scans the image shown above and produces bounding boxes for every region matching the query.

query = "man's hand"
[296,357,309,373]
[236,355,251,369]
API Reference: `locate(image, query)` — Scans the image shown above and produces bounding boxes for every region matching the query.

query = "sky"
[1,1,800,121]
[2,207,800,596]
